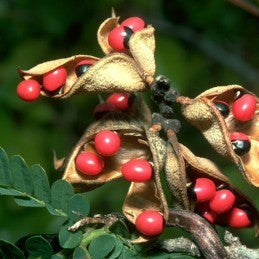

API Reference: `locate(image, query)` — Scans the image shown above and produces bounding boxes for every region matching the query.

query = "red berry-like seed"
[94,130,121,156]
[191,178,216,202]
[43,66,67,92]
[121,159,152,182]
[93,102,117,119]
[75,59,95,77]
[107,93,131,111]
[225,207,252,228]
[17,79,41,102]
[135,211,164,236]
[209,189,236,214]
[196,203,218,224]
[121,17,145,32]
[232,94,256,122]
[230,132,249,142]
[75,152,104,176]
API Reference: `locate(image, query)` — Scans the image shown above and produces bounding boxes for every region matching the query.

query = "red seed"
[107,93,131,111]
[230,132,249,142]
[209,189,236,214]
[94,130,121,156]
[93,102,117,119]
[43,67,67,92]
[232,94,256,122]
[121,17,145,32]
[17,79,41,102]
[196,202,218,224]
[75,152,104,176]
[75,60,95,77]
[225,207,252,228]
[121,159,152,182]
[135,211,164,236]
[190,178,216,202]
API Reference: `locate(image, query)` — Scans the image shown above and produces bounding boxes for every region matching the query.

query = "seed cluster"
[213,92,256,156]
[17,59,95,101]
[189,177,253,228]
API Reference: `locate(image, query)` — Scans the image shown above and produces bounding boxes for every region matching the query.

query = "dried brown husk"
[165,140,259,234]
[122,127,168,243]
[19,53,147,98]
[97,15,156,83]
[179,85,259,187]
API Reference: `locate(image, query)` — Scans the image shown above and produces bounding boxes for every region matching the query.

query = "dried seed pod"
[165,138,258,234]
[178,85,259,187]
[97,14,155,83]
[122,126,168,243]
[18,53,147,99]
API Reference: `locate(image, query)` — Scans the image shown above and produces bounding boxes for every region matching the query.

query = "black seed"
[214,101,229,117]
[234,90,245,100]
[231,139,251,156]
[123,26,134,48]
[75,64,91,77]
[159,103,174,118]
[187,182,197,201]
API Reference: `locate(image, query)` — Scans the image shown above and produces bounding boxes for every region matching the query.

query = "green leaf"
[0,239,25,259]
[31,164,51,203]
[14,197,45,207]
[109,220,130,238]
[108,239,123,259]
[59,225,82,249]
[50,180,74,216]
[0,187,24,196]
[68,194,90,222]
[10,155,33,194]
[25,235,53,259]
[118,247,139,259]
[73,246,91,259]
[89,234,116,259]
[0,147,11,186]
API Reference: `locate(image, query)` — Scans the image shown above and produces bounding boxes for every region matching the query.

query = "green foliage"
[0,146,197,258]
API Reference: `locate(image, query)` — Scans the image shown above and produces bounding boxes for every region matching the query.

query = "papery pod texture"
[179,85,259,187]
[165,138,258,234]
[97,15,156,83]
[19,53,147,99]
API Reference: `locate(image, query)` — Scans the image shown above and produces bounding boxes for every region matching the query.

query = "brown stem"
[228,0,259,17]
[167,209,229,259]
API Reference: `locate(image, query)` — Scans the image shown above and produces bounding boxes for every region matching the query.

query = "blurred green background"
[0,0,258,249]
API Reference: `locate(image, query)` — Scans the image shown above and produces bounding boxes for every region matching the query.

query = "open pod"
[97,14,156,83]
[18,53,147,99]
[179,85,259,187]
[165,137,258,234]
[122,127,168,243]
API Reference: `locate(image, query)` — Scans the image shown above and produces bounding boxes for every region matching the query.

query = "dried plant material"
[179,85,259,187]
[128,26,156,83]
[19,55,99,98]
[97,16,119,54]
[62,116,149,191]
[72,53,147,95]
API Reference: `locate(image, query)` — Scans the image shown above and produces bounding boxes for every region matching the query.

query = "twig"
[228,0,259,17]
[167,209,229,259]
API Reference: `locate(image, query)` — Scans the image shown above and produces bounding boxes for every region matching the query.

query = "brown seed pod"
[178,85,259,187]
[165,138,258,234]
[18,53,147,99]
[97,14,156,83]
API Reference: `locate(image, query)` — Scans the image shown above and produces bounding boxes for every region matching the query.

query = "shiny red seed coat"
[94,130,121,156]
[43,66,67,92]
[76,59,95,67]
[107,93,130,111]
[121,17,145,32]
[135,211,164,236]
[225,207,252,228]
[17,79,41,102]
[232,94,256,122]
[108,26,128,52]
[196,202,218,224]
[193,178,216,202]
[230,132,250,142]
[121,159,152,182]
[209,189,236,214]
[75,152,104,176]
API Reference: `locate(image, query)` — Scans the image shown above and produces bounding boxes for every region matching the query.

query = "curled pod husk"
[122,126,168,243]
[18,53,147,99]
[165,139,259,234]
[97,15,156,83]
[178,85,259,187]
